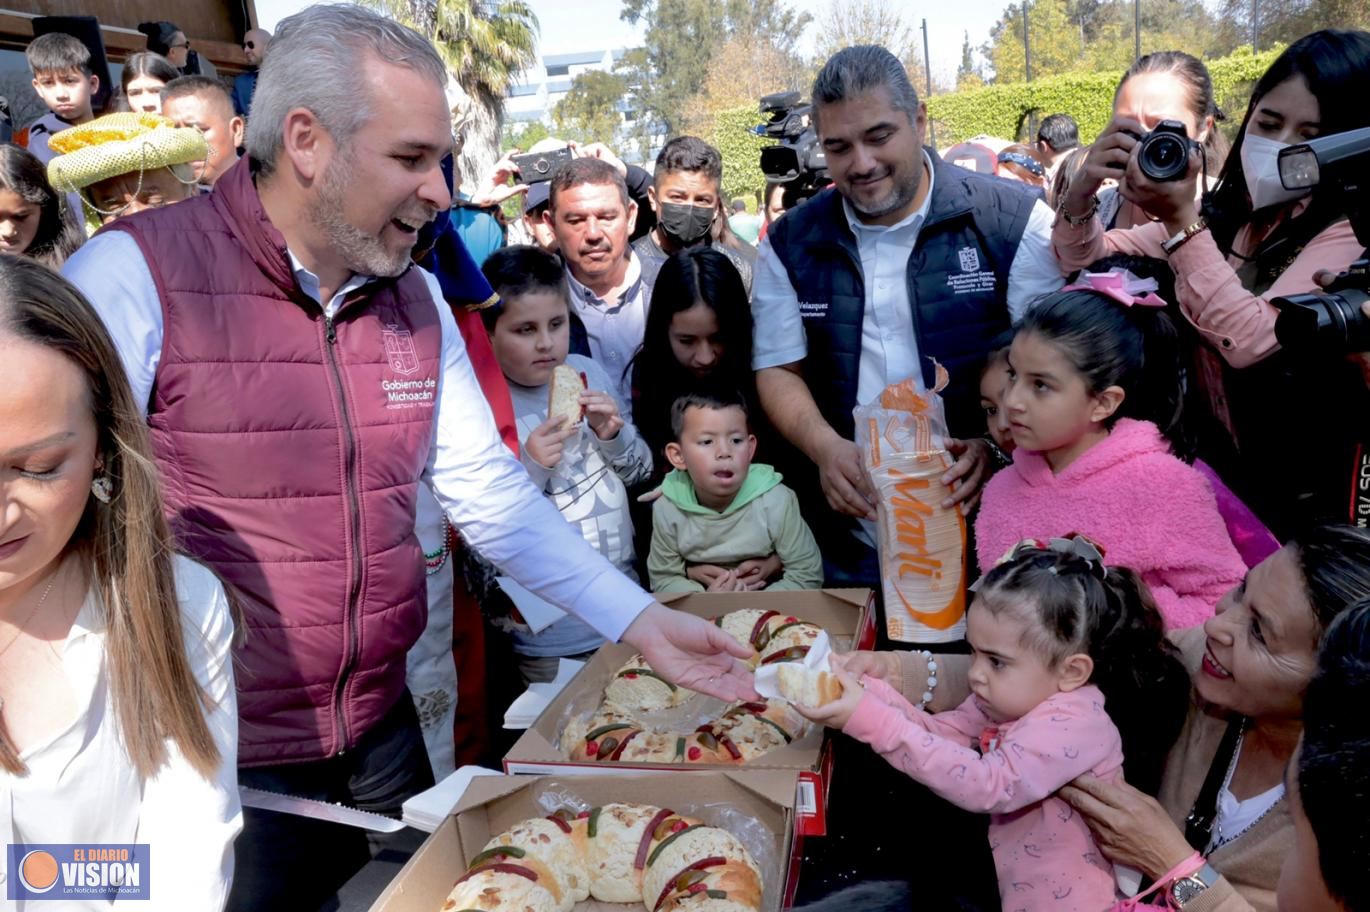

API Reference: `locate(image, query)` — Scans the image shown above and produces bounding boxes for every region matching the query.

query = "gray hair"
[811,46,920,129]
[246,3,448,178]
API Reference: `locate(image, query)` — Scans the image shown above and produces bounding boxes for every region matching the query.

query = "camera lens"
[1139,133,1190,182]
[533,157,551,174]
[1273,290,1370,354]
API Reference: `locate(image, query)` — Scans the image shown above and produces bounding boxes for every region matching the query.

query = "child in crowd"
[0,145,84,269]
[799,538,1190,912]
[978,335,1015,461]
[23,32,99,165]
[630,246,760,478]
[481,245,653,683]
[648,390,821,592]
[975,270,1245,628]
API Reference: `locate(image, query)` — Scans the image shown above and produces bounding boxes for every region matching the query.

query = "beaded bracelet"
[916,650,939,709]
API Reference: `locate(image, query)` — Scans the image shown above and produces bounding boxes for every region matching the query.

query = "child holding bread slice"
[647,390,821,593]
[794,538,1190,912]
[481,246,653,683]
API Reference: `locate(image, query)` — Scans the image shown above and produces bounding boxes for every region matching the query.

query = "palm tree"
[366,0,539,192]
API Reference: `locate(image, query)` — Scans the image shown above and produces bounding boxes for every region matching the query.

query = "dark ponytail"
[1016,287,1191,461]
[978,546,1190,793]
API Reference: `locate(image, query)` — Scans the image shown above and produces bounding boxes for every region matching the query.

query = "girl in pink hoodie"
[798,539,1190,912]
[976,271,1246,629]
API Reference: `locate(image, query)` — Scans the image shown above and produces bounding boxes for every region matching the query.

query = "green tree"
[618,0,810,141]
[552,71,630,145]
[1217,0,1369,48]
[502,120,552,152]
[987,0,1086,83]
[957,30,985,89]
[366,0,539,187]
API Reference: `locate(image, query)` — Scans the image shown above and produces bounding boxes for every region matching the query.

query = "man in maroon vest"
[62,6,754,909]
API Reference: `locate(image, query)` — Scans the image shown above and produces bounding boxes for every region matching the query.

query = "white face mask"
[1240,133,1312,211]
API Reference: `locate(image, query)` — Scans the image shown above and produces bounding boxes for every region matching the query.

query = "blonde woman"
[0,254,239,909]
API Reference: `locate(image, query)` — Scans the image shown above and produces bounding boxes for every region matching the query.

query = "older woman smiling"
[842,524,1370,910]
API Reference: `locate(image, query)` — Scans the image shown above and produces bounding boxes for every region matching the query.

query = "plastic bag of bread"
[854,366,967,643]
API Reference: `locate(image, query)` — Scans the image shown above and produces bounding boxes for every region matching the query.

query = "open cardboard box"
[370,771,801,912]
[502,589,873,835]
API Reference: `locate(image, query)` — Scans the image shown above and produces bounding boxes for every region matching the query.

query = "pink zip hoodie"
[976,419,1246,629]
[844,677,1123,912]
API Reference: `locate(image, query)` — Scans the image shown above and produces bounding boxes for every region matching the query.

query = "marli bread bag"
[855,366,968,643]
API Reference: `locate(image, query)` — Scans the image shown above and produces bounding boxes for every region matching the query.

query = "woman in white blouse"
[0,255,240,909]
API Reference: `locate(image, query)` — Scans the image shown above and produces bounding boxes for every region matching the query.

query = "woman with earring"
[0,255,239,909]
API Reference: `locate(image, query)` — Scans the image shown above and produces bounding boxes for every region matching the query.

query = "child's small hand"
[706,569,747,592]
[736,555,782,590]
[581,391,623,441]
[686,564,729,588]
[790,656,865,729]
[526,415,578,468]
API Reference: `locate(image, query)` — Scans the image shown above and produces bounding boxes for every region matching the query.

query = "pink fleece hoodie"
[845,677,1123,912]
[976,419,1246,629]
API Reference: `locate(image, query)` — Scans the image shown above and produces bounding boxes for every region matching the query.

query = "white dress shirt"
[0,556,241,911]
[63,233,655,643]
[751,154,1064,396]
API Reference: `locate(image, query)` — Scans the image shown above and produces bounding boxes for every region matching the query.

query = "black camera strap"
[1184,715,1247,852]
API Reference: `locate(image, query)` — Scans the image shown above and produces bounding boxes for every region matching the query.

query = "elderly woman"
[843,524,1370,911]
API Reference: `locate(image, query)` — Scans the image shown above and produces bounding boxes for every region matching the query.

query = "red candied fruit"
[576,810,591,819]
[586,741,598,755]
[687,747,702,761]
[785,616,797,623]
[671,820,688,832]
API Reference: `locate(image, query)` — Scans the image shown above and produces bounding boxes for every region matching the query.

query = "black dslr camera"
[1135,120,1197,182]
[1270,127,1370,355]
[756,92,831,209]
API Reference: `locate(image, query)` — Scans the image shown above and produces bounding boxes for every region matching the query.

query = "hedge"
[925,45,1283,146]
[712,104,776,204]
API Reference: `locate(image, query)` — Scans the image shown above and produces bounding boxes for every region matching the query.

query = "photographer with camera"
[1053,30,1370,536]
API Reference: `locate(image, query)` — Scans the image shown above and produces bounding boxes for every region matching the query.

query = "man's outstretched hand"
[621,602,761,701]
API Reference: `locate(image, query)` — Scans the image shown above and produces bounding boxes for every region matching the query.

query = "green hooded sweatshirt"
[648,464,823,593]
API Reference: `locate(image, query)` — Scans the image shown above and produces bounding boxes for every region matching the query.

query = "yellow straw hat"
[46,112,209,194]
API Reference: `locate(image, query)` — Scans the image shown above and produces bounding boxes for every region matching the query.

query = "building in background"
[505,47,662,164]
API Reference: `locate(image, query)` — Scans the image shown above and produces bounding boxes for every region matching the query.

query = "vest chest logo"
[379,323,436,410]
[382,324,421,375]
[799,300,829,319]
[947,245,997,296]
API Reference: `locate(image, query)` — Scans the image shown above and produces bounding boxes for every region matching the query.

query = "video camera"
[1270,126,1370,355]
[755,91,831,209]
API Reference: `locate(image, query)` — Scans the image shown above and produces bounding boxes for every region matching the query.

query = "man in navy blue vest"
[752,45,1064,589]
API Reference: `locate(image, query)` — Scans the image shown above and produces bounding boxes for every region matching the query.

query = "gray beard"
[313,154,412,279]
[848,171,921,219]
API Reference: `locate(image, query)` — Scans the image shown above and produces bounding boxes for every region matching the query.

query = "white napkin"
[401,764,505,832]
[496,577,566,634]
[502,658,586,729]
[753,631,833,701]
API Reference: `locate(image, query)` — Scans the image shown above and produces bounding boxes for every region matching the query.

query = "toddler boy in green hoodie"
[648,391,822,592]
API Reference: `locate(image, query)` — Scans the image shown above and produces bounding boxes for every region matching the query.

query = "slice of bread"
[547,363,584,427]
[776,664,843,708]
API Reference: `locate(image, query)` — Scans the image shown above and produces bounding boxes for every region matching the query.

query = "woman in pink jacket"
[977,273,1246,629]
[798,539,1190,912]
[1052,30,1370,537]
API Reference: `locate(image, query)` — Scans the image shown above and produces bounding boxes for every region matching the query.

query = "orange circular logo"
[19,850,59,892]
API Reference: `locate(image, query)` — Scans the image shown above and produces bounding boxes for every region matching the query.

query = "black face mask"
[658,201,715,246]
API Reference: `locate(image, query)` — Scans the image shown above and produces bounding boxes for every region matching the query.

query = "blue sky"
[253,0,1011,82]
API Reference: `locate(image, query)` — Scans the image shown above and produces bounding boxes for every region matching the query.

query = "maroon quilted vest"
[108,158,441,766]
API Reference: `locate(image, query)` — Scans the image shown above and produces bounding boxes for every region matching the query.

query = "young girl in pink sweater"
[798,539,1190,912]
[975,271,1246,629]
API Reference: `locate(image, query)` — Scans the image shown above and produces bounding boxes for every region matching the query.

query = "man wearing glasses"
[232,28,271,117]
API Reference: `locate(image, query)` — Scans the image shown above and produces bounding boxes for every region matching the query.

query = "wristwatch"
[1171,862,1219,906]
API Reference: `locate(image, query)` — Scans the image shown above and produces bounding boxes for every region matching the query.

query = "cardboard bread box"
[503,589,874,778]
[369,771,801,912]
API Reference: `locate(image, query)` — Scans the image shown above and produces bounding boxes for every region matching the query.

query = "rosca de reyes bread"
[548,364,585,427]
[440,803,762,911]
[775,664,843,708]
[856,369,968,644]
[561,609,832,766]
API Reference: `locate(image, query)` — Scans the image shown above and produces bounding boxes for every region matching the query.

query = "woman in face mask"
[1052,29,1370,537]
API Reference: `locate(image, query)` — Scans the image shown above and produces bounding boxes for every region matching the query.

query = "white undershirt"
[1208,740,1285,853]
